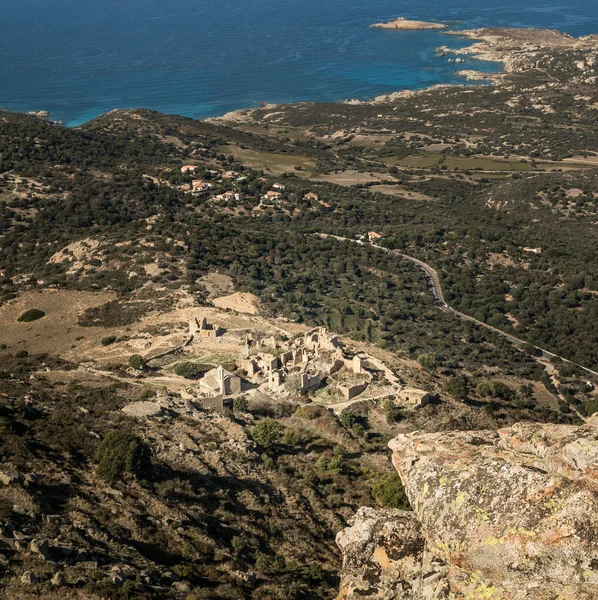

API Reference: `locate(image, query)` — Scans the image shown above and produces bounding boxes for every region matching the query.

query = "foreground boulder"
[336,507,450,599]
[338,421,598,599]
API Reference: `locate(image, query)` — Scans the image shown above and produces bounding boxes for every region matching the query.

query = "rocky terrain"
[337,418,598,599]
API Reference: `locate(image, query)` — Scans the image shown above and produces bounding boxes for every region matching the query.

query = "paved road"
[319,234,598,379]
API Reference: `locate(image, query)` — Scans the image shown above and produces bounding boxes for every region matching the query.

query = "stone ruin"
[239,327,376,401]
[188,316,222,341]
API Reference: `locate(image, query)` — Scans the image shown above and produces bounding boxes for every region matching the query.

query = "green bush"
[445,376,469,401]
[174,362,211,378]
[316,453,345,475]
[339,412,358,429]
[282,428,299,446]
[128,354,146,371]
[252,418,283,450]
[383,398,403,424]
[584,398,598,416]
[233,396,249,413]
[101,335,117,346]
[95,430,152,484]
[174,361,200,379]
[17,308,45,322]
[371,473,411,510]
[417,353,439,371]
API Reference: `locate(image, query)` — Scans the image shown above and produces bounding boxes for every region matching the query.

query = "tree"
[95,430,151,484]
[371,473,410,510]
[251,419,282,451]
[445,376,469,401]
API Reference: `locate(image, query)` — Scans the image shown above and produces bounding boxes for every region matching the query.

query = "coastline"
[8,24,598,129]
[211,25,598,121]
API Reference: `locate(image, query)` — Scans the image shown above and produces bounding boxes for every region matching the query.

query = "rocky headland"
[371,18,448,31]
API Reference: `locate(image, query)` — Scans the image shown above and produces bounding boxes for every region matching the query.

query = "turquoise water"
[0,0,596,126]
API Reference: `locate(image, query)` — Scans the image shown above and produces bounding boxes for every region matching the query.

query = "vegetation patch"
[95,430,152,484]
[79,299,151,327]
[17,308,45,322]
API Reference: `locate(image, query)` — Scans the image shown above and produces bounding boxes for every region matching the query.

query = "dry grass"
[219,144,316,175]
[0,290,117,359]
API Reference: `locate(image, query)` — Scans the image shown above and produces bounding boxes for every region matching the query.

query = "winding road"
[318,234,598,379]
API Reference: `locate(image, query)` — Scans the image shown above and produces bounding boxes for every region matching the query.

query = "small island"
[372,17,448,31]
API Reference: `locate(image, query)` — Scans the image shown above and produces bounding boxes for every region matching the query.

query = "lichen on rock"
[337,421,598,599]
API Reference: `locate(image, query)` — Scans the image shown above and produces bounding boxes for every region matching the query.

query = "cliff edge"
[337,420,598,599]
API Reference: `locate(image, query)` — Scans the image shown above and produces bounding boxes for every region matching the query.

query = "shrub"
[417,353,439,371]
[383,398,402,423]
[282,428,299,447]
[339,412,358,429]
[252,418,283,450]
[101,336,117,346]
[316,453,345,475]
[128,354,146,371]
[445,376,469,401]
[95,430,152,484]
[371,473,411,510]
[174,362,211,378]
[232,396,249,413]
[174,361,200,379]
[584,399,598,416]
[17,309,45,322]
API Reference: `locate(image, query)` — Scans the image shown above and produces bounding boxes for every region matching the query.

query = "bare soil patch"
[198,272,235,299]
[212,292,262,315]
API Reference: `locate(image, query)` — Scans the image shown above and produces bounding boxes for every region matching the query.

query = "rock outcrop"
[336,507,450,599]
[337,421,598,599]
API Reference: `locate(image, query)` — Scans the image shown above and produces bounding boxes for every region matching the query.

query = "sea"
[0,0,596,127]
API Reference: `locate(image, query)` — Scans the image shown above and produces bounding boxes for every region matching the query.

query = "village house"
[223,171,239,179]
[272,183,286,191]
[523,247,542,255]
[263,190,282,202]
[181,165,197,173]
[214,191,241,203]
[368,231,383,243]
[199,365,242,398]
[304,192,319,201]
[192,179,213,192]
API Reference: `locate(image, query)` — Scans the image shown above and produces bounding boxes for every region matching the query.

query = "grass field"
[379,151,594,172]
[219,144,316,175]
